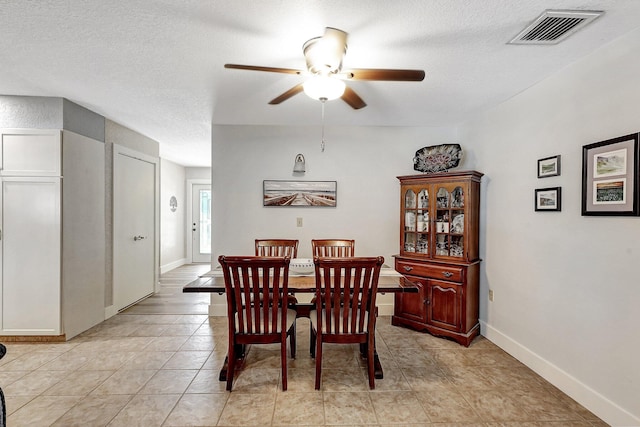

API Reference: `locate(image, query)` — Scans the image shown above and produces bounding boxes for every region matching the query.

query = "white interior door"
[191,183,211,263]
[114,149,156,311]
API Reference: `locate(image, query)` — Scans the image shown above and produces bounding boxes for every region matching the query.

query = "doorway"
[190,182,211,263]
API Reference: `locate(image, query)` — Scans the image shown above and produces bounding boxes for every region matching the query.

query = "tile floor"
[0,264,609,426]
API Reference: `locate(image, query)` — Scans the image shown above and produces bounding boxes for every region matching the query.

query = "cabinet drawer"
[396,260,463,282]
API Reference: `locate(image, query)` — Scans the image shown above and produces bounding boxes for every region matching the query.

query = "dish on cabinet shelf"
[452,214,464,234]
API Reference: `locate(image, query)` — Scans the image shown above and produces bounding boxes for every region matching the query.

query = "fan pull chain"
[320,98,326,152]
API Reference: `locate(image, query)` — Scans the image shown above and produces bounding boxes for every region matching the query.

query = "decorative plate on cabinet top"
[413,143,463,173]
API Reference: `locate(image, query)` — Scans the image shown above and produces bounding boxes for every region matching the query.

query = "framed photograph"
[582,133,639,216]
[537,155,561,178]
[263,180,337,207]
[535,187,561,211]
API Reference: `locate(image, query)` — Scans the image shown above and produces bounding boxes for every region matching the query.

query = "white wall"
[160,158,187,273]
[460,28,640,426]
[211,124,457,312]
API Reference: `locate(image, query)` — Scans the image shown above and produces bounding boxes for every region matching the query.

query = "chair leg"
[281,338,288,391]
[367,334,375,389]
[226,339,235,391]
[314,336,322,390]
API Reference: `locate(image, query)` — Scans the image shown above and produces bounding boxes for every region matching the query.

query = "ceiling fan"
[224,27,425,110]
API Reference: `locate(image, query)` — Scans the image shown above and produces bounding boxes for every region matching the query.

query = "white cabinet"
[1,177,61,335]
[0,129,61,176]
[0,129,62,335]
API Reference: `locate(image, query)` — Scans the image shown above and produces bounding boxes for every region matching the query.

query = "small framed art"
[263,180,337,207]
[535,187,561,212]
[581,133,639,216]
[537,155,561,178]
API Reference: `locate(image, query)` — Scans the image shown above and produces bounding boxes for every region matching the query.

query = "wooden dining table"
[183,267,418,381]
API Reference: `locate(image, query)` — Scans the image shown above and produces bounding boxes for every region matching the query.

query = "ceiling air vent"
[509,10,604,45]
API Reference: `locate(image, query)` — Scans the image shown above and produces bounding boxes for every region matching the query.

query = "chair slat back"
[255,239,299,258]
[311,239,355,258]
[219,256,291,336]
[313,256,383,335]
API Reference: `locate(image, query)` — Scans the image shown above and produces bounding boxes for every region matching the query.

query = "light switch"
[296,217,303,227]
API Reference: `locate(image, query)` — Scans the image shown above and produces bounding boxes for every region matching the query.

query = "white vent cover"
[509,10,604,45]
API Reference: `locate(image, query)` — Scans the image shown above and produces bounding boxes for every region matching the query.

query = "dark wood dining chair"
[218,255,297,391]
[309,239,356,354]
[311,239,355,258]
[255,239,299,258]
[310,256,384,390]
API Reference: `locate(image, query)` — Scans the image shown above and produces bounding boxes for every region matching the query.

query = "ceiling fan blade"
[344,68,425,81]
[225,64,304,75]
[269,83,305,105]
[341,86,367,110]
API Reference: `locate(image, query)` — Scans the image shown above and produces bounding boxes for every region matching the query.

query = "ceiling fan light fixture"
[303,75,346,101]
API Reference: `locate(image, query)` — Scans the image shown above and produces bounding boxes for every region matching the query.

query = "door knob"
[133,235,146,241]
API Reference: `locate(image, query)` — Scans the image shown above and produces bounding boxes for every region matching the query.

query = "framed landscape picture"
[263,180,337,207]
[537,155,561,178]
[582,133,639,216]
[535,187,561,211]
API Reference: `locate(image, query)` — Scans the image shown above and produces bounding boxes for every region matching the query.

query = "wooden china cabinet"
[393,171,483,346]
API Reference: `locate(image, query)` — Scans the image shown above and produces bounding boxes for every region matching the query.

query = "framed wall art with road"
[263,180,337,207]
[582,133,639,216]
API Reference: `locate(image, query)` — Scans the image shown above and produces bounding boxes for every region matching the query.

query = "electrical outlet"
[488,289,494,302]
[296,217,303,227]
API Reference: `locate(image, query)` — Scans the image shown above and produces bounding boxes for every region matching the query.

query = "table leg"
[218,344,246,382]
[360,342,384,379]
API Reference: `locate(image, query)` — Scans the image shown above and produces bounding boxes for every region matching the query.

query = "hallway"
[0,264,608,426]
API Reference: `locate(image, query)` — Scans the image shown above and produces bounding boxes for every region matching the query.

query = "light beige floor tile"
[38,350,92,371]
[119,351,174,370]
[415,384,482,423]
[217,393,276,426]
[162,350,211,369]
[7,395,82,427]
[462,389,532,422]
[315,367,369,392]
[127,324,170,337]
[186,369,228,393]
[0,370,29,385]
[144,336,190,351]
[322,391,378,425]
[107,393,180,426]
[231,368,280,393]
[1,351,61,371]
[51,394,132,426]
[161,323,202,336]
[92,369,157,395]
[370,390,431,424]
[178,334,218,350]
[4,370,69,396]
[4,395,35,416]
[163,393,227,426]
[272,391,324,425]
[78,351,137,371]
[43,369,114,396]
[138,369,198,394]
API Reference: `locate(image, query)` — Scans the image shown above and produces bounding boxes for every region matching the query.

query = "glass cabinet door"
[435,185,466,259]
[403,187,430,254]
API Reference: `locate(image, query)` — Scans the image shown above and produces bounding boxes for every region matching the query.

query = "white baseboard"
[481,321,639,427]
[104,305,118,319]
[160,258,187,274]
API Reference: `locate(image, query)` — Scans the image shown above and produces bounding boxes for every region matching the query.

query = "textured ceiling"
[1,0,640,166]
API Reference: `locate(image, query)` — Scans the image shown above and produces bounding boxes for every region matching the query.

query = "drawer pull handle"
[403,266,413,272]
[442,271,453,278]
